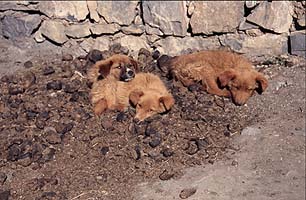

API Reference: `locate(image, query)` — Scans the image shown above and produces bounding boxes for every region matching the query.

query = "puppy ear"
[218,70,236,88]
[255,73,268,94]
[130,58,140,72]
[98,60,113,78]
[159,95,175,113]
[129,89,144,106]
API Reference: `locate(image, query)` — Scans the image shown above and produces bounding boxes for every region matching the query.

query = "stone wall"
[0,1,305,58]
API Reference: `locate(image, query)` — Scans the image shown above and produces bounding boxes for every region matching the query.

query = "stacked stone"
[0,1,305,57]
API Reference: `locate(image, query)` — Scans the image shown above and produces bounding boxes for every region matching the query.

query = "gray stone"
[241,34,288,56]
[190,1,244,35]
[80,37,110,53]
[90,23,120,35]
[0,1,39,11]
[114,35,150,58]
[121,25,144,35]
[289,32,306,58]
[219,33,288,56]
[38,1,89,22]
[219,34,245,52]
[142,1,187,36]
[62,39,87,57]
[1,14,41,39]
[65,23,91,39]
[87,0,100,22]
[97,1,138,25]
[145,25,163,36]
[239,17,260,31]
[40,20,68,45]
[155,36,220,56]
[246,1,293,33]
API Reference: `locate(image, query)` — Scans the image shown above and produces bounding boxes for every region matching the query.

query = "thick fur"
[163,50,268,105]
[87,54,139,84]
[90,72,175,121]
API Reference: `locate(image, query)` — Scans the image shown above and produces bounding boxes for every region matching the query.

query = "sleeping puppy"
[159,50,268,105]
[90,72,175,121]
[87,54,139,85]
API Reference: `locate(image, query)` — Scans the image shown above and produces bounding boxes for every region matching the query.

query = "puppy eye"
[138,104,142,108]
[116,66,121,69]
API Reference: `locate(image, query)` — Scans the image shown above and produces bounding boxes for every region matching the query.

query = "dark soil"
[0,45,295,200]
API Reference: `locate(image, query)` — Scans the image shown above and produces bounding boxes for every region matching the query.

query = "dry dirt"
[0,41,305,200]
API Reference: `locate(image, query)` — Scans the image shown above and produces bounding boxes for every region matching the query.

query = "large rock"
[155,36,220,56]
[40,20,68,45]
[90,23,120,35]
[114,35,150,57]
[220,34,288,56]
[80,37,110,53]
[142,1,187,36]
[246,1,293,33]
[1,14,41,39]
[65,22,91,38]
[0,1,39,11]
[291,1,306,28]
[87,0,100,22]
[96,1,138,25]
[38,1,89,22]
[289,32,306,58]
[190,1,244,35]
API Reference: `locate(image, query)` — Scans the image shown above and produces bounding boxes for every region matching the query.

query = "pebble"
[0,172,7,184]
[45,130,61,144]
[0,190,10,200]
[62,53,73,61]
[133,145,141,160]
[24,60,33,68]
[7,144,21,161]
[8,86,24,95]
[43,66,55,75]
[152,50,160,60]
[100,147,109,156]
[195,138,209,150]
[159,169,174,181]
[87,49,103,63]
[145,126,157,137]
[46,80,62,90]
[161,148,174,157]
[116,112,127,122]
[179,188,197,199]
[41,147,56,162]
[55,123,74,135]
[185,141,199,155]
[149,137,161,148]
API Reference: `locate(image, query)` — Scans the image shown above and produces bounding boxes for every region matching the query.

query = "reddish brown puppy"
[160,50,268,105]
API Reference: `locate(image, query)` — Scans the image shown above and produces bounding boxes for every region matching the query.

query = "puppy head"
[129,89,175,121]
[97,54,139,81]
[218,69,268,106]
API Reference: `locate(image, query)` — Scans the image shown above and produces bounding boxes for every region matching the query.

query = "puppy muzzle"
[120,67,135,82]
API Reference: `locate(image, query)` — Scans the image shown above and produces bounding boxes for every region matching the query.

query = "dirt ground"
[0,39,305,200]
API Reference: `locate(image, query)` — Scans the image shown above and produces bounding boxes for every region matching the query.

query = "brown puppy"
[162,50,268,105]
[87,54,139,84]
[90,72,175,121]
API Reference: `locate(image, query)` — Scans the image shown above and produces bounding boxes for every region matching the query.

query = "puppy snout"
[233,99,246,106]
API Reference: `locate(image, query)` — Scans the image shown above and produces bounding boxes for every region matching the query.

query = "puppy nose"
[127,70,134,77]
[133,117,140,123]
